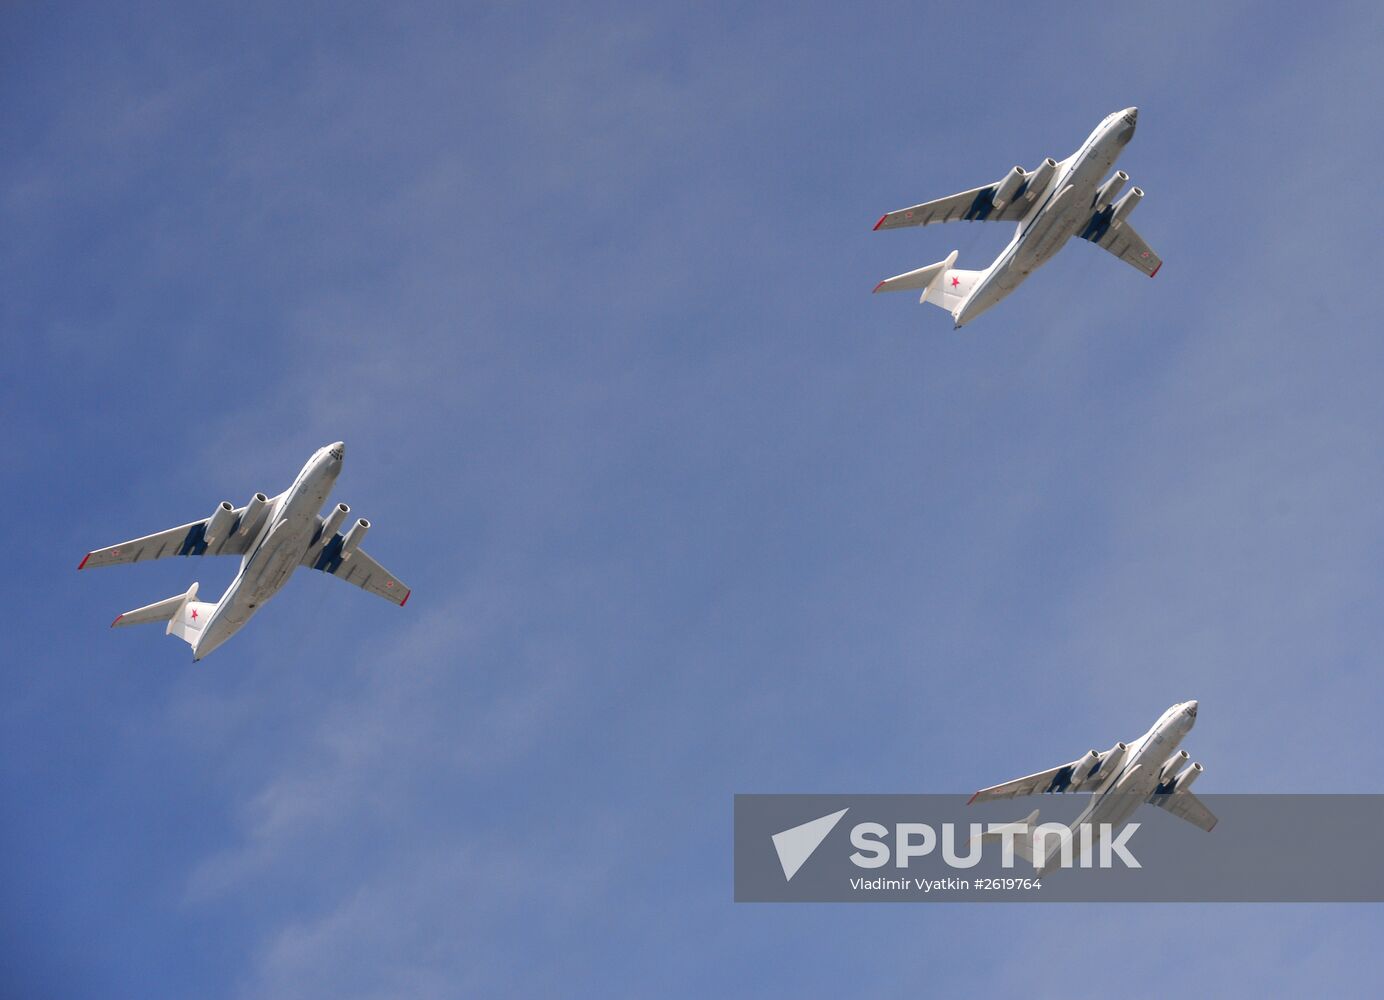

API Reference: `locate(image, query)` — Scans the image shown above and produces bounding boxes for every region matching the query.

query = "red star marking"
[950,276,960,288]
[190,608,198,620]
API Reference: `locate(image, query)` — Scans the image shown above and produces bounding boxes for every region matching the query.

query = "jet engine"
[992,165,1025,210]
[1071,749,1101,786]
[1159,749,1191,784]
[206,501,237,546]
[318,502,350,544]
[1110,187,1143,228]
[1024,157,1057,201]
[1095,170,1128,209]
[238,492,271,538]
[1092,741,1129,784]
[1171,761,1203,792]
[339,518,370,560]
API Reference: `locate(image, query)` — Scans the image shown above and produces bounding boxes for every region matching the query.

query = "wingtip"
[872,215,887,231]
[110,613,122,628]
[872,280,886,294]
[1149,261,1162,278]
[78,553,90,570]
[967,792,979,805]
[400,589,411,607]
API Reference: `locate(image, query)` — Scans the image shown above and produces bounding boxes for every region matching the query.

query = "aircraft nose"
[327,441,345,461]
[1185,700,1198,718]
[1122,107,1138,125]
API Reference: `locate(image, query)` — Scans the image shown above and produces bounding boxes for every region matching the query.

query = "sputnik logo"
[772,808,849,882]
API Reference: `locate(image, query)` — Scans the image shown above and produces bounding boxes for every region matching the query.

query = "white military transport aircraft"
[873,107,1161,327]
[79,442,409,660]
[969,701,1214,875]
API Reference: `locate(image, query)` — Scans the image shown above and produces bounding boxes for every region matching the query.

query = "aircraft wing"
[79,508,256,569]
[874,179,1035,231]
[969,756,1094,804]
[1078,212,1162,277]
[303,533,410,607]
[1149,791,1218,832]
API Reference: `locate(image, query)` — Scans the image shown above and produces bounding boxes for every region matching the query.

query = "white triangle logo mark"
[771,808,849,882]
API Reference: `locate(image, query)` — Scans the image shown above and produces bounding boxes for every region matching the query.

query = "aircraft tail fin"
[873,250,985,317]
[111,582,214,650]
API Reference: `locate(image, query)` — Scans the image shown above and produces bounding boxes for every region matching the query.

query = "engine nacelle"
[1091,741,1129,786]
[339,518,371,560]
[1070,749,1101,787]
[206,501,236,546]
[1024,157,1058,201]
[1110,187,1143,228]
[318,502,350,545]
[1171,761,1203,792]
[1095,170,1129,209]
[992,165,1025,210]
[1159,749,1190,785]
[238,492,271,537]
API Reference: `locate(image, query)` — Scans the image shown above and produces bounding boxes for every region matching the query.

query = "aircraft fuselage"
[956,109,1138,327]
[193,443,344,658]
[1038,700,1198,873]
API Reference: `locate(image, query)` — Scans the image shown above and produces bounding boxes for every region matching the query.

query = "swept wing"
[302,516,410,606]
[968,753,1104,804]
[874,170,1049,231]
[1149,790,1218,832]
[79,505,259,568]
[1078,210,1162,277]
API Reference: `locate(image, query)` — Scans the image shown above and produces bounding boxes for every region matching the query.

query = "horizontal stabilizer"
[873,250,958,299]
[112,583,213,651]
[873,251,988,321]
[874,261,947,294]
[112,584,198,628]
[971,808,1041,865]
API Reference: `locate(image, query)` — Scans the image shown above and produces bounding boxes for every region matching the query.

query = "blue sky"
[4,1,1384,996]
